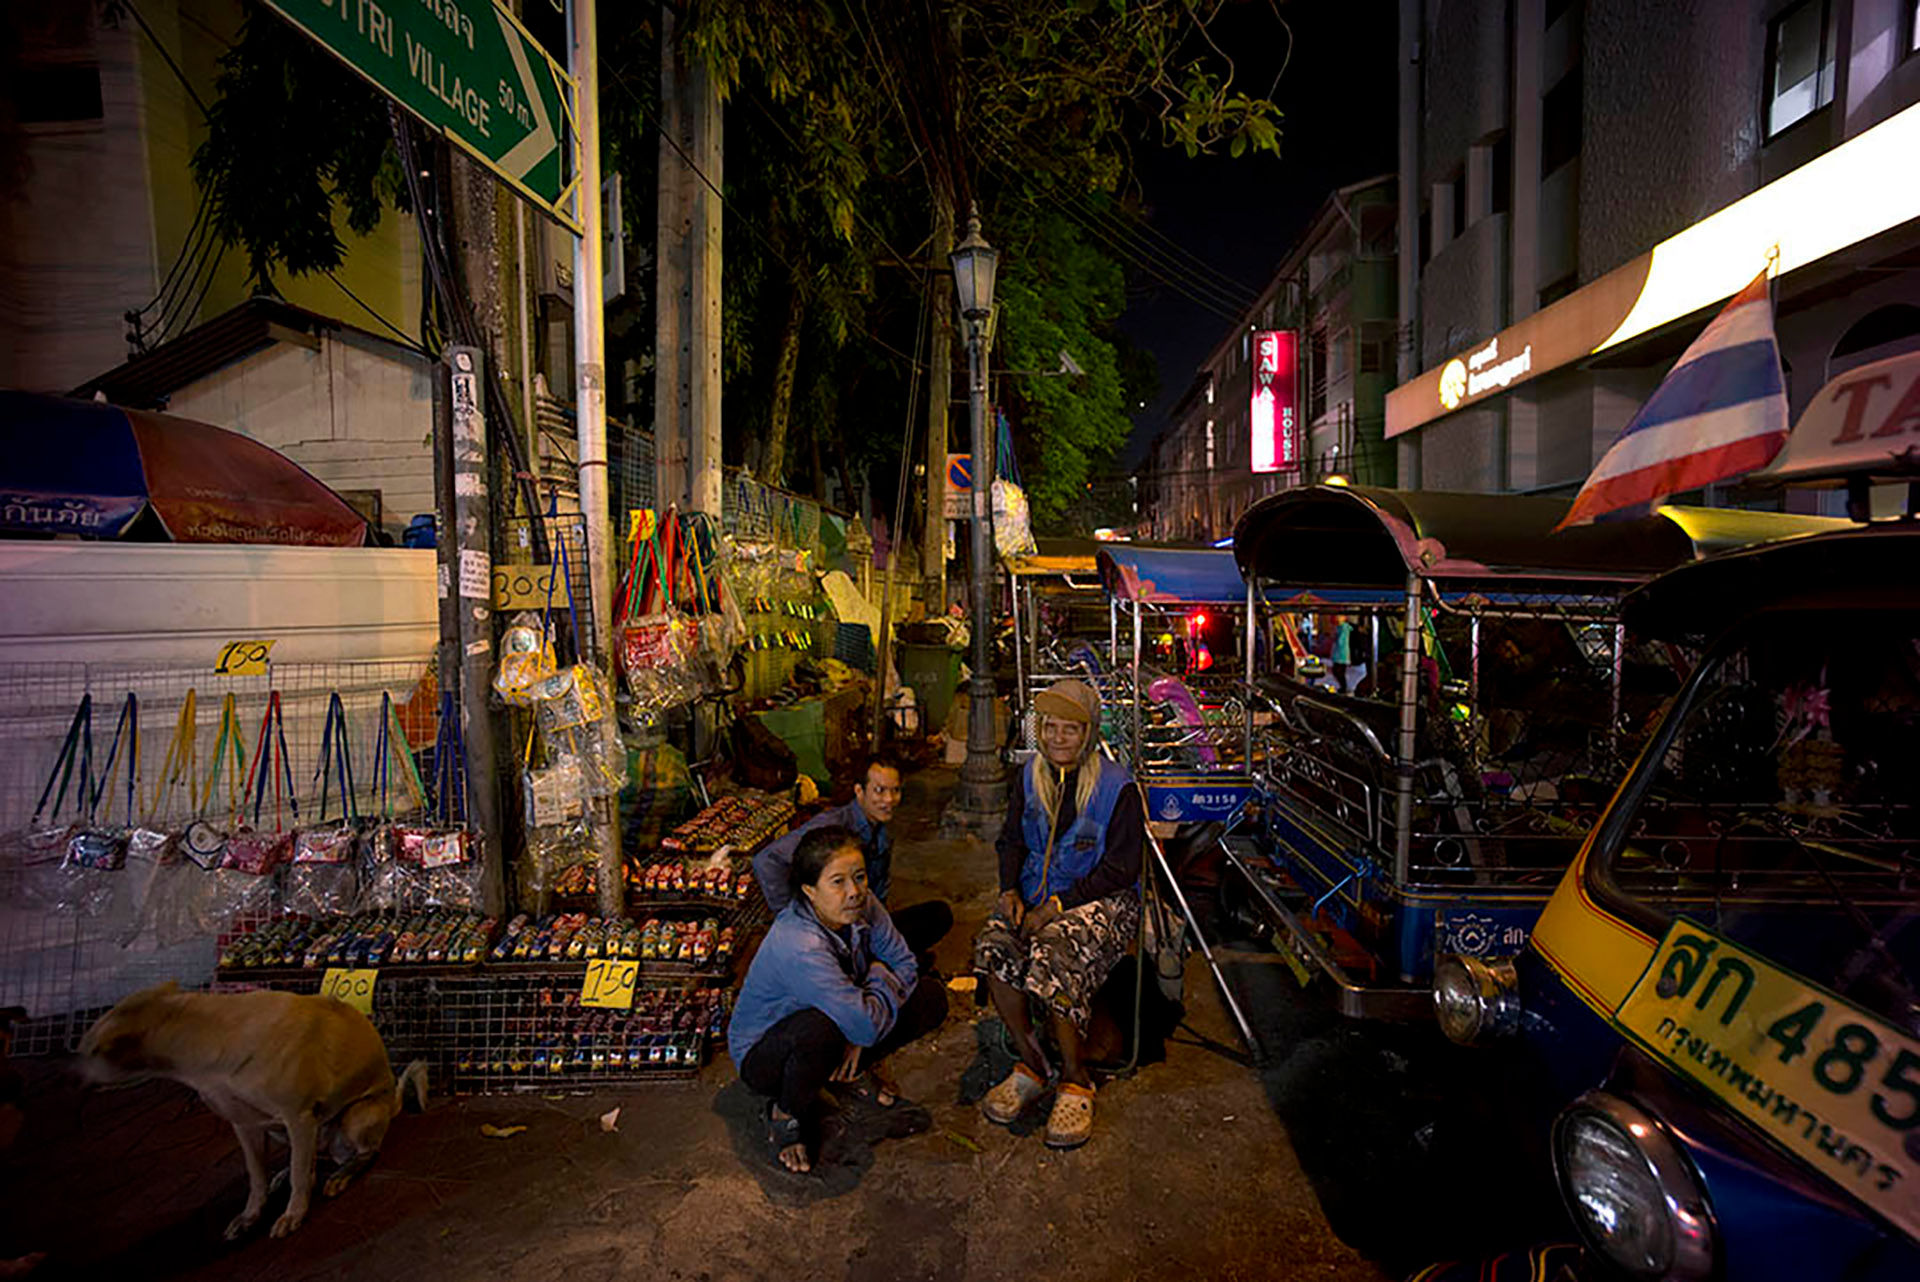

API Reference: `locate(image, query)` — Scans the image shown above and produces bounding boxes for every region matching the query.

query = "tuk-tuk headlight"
[1431,954,1519,1044]
[1552,1093,1715,1282]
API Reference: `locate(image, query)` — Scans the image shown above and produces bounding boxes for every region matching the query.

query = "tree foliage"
[191,3,407,291]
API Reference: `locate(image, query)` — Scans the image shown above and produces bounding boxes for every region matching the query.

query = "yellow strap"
[150,690,198,820]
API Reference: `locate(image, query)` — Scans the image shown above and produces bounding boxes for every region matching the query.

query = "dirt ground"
[0,765,1557,1281]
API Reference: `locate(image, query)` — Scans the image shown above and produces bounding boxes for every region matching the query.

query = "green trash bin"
[753,699,830,784]
[898,642,962,731]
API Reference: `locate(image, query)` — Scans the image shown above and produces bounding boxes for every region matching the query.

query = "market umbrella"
[0,391,370,546]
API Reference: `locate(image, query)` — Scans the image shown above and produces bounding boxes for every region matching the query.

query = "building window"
[1308,329,1329,421]
[15,64,103,125]
[1766,0,1838,138]
[1450,170,1467,236]
[1908,0,1920,55]
[1542,68,1583,176]
[1418,200,1433,266]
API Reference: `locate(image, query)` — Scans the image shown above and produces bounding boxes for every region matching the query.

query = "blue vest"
[1018,755,1131,905]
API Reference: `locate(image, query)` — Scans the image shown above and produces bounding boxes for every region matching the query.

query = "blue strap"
[33,694,94,827]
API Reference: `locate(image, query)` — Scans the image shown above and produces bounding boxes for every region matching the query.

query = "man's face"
[855,764,903,825]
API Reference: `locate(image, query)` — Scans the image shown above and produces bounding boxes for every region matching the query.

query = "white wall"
[0,542,437,666]
[165,330,438,538]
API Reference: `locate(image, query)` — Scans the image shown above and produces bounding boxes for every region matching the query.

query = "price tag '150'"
[321,968,378,1015]
[581,959,638,1010]
[215,639,276,675]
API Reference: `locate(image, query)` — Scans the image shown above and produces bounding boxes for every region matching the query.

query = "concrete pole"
[569,0,610,652]
[567,0,624,917]
[439,348,505,917]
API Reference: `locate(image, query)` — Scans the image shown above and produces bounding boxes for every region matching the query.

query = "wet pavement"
[0,765,1566,1280]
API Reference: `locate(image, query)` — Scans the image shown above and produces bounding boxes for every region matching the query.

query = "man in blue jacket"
[753,755,953,962]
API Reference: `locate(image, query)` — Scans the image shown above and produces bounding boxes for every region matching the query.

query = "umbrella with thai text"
[0,391,370,546]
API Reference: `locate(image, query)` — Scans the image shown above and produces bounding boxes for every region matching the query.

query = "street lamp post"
[946,205,1007,832]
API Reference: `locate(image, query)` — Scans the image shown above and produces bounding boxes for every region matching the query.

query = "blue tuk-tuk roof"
[1096,545,1249,605]
[1233,485,1846,590]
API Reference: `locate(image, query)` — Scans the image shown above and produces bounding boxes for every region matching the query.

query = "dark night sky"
[1118,1,1400,467]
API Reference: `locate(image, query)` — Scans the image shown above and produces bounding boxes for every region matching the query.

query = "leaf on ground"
[943,1129,982,1153]
[479,1123,527,1139]
[946,975,977,993]
[600,1107,621,1133]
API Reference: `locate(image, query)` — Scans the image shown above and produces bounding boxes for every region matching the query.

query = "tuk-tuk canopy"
[1097,545,1248,605]
[1623,522,1920,642]
[1005,537,1101,579]
[1232,485,1844,590]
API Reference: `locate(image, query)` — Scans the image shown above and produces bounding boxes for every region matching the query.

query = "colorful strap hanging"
[90,693,139,828]
[32,694,95,828]
[372,691,427,817]
[244,690,299,833]
[311,692,358,825]
[202,693,248,824]
[150,690,198,824]
[433,689,468,825]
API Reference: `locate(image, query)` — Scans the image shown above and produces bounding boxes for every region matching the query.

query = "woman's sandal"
[765,1103,811,1173]
[849,1068,899,1108]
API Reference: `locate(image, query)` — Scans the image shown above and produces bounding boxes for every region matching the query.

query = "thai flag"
[1558,269,1788,528]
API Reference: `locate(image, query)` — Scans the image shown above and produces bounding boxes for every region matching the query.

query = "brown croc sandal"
[982,1063,1049,1125]
[1044,1082,1095,1149]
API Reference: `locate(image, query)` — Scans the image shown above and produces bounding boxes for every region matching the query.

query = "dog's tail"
[394,1060,429,1112]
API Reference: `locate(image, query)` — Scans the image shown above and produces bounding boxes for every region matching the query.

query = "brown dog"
[78,982,426,1240]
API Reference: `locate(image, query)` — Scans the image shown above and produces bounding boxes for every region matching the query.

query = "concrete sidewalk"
[1,766,1389,1282]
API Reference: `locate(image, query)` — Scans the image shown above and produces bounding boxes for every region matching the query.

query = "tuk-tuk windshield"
[1596,608,1920,1028]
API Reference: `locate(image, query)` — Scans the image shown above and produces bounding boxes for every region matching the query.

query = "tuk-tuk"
[1431,522,1920,1282]
[1007,539,1109,756]
[1081,543,1265,1058]
[1228,485,1842,1019]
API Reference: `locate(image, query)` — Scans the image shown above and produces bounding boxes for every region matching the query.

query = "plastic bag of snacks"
[493,622,559,707]
[285,693,363,919]
[361,691,432,910]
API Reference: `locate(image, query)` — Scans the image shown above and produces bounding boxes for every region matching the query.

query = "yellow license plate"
[1615,918,1920,1240]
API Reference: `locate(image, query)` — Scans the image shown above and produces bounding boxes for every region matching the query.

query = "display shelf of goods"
[660,794,796,855]
[215,909,499,977]
[484,910,750,980]
[445,977,729,1091]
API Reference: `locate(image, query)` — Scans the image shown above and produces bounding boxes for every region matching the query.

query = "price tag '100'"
[321,968,378,1015]
[581,959,638,1010]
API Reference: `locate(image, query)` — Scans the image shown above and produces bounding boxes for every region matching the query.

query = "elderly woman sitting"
[728,825,948,1173]
[972,678,1142,1149]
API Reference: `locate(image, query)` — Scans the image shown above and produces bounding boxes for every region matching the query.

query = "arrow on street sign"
[264,0,579,232]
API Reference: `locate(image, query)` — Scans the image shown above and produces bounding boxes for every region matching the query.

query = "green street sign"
[264,0,579,231]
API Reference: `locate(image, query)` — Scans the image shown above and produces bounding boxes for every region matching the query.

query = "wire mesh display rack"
[0,658,438,1056]
[442,974,729,1092]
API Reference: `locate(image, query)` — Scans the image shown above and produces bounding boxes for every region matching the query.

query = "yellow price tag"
[215,639,276,675]
[581,959,638,1010]
[320,968,378,1015]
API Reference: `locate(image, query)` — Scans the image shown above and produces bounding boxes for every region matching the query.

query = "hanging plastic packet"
[285,692,361,918]
[363,689,430,910]
[493,622,558,707]
[223,690,297,877]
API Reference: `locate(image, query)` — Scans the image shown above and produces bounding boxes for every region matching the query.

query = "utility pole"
[922,199,953,608]
[654,3,724,518]
[569,0,611,648]
[567,0,623,917]
[436,346,505,916]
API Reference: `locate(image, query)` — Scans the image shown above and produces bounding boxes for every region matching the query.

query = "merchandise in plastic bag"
[223,828,291,877]
[525,754,586,828]
[494,623,559,706]
[358,820,422,911]
[283,856,361,920]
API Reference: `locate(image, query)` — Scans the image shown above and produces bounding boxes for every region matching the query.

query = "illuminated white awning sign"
[1388,100,1920,438]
